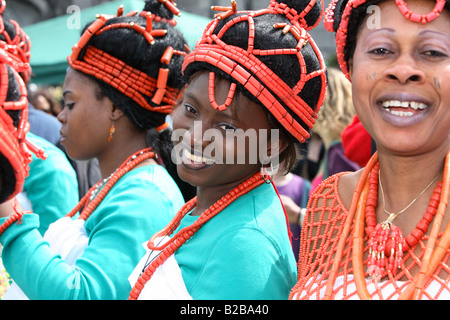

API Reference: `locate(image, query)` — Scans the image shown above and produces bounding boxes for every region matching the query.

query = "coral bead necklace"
[66,148,155,221]
[365,162,442,281]
[128,171,266,300]
[347,151,450,300]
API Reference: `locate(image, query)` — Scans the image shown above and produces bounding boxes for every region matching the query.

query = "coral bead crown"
[67,3,189,115]
[182,0,327,143]
[0,1,46,200]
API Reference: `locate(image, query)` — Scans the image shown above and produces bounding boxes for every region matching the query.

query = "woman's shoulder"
[310,169,362,211]
[103,164,184,210]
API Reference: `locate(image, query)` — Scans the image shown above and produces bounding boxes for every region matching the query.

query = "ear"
[109,104,124,121]
[348,58,353,80]
[265,133,289,161]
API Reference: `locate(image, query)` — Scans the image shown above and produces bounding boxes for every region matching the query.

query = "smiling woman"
[128,0,327,300]
[290,0,450,300]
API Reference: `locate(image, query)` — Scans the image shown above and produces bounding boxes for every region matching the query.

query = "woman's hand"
[279,195,306,226]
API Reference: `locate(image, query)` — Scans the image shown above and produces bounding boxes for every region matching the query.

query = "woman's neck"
[98,139,150,179]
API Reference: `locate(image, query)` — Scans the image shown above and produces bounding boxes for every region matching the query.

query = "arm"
[0,180,176,300]
[23,146,79,235]
[279,195,306,227]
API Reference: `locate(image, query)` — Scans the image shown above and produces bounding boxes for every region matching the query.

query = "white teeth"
[390,110,414,117]
[381,100,428,110]
[410,101,428,110]
[184,148,215,164]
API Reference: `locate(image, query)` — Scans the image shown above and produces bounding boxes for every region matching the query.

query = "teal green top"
[21,132,79,235]
[0,164,184,300]
[174,182,297,300]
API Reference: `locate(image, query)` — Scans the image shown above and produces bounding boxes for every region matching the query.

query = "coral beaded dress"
[289,153,450,300]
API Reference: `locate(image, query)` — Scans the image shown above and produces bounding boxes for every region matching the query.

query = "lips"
[376,90,432,119]
[380,99,429,117]
[59,131,66,144]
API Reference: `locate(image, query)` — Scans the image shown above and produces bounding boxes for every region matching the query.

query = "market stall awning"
[22,0,210,85]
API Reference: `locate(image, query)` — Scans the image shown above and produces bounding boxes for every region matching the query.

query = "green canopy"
[22,0,210,85]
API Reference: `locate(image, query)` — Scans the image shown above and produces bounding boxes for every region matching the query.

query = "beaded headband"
[67,4,188,115]
[324,0,447,79]
[182,0,327,143]
[0,0,32,83]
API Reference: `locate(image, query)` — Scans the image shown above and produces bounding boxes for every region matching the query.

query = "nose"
[186,120,214,150]
[383,54,425,84]
[56,107,66,124]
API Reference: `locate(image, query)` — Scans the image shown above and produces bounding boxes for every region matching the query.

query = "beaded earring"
[260,161,278,183]
[324,0,447,79]
[108,123,115,142]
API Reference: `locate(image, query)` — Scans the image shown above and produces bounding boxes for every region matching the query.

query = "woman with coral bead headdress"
[0,0,189,299]
[290,0,450,300]
[128,0,327,300]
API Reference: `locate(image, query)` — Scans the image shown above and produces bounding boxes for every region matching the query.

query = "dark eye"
[64,102,75,110]
[368,47,392,55]
[185,104,197,116]
[218,123,237,131]
[422,50,447,58]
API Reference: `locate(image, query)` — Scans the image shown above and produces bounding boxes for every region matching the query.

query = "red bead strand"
[66,148,155,221]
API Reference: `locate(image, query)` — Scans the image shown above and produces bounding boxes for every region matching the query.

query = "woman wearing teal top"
[128,0,327,300]
[0,0,188,299]
[2,165,183,299]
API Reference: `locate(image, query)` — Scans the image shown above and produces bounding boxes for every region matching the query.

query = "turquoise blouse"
[0,164,184,299]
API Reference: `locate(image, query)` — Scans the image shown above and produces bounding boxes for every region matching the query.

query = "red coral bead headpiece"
[68,5,188,114]
[182,0,327,143]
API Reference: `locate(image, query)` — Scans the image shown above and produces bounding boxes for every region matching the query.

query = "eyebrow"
[62,90,72,98]
[362,27,396,41]
[418,30,450,40]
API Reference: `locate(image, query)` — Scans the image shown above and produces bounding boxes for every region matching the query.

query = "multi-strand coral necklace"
[336,151,450,300]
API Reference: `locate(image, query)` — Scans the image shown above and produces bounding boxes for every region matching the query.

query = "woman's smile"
[180,146,216,170]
